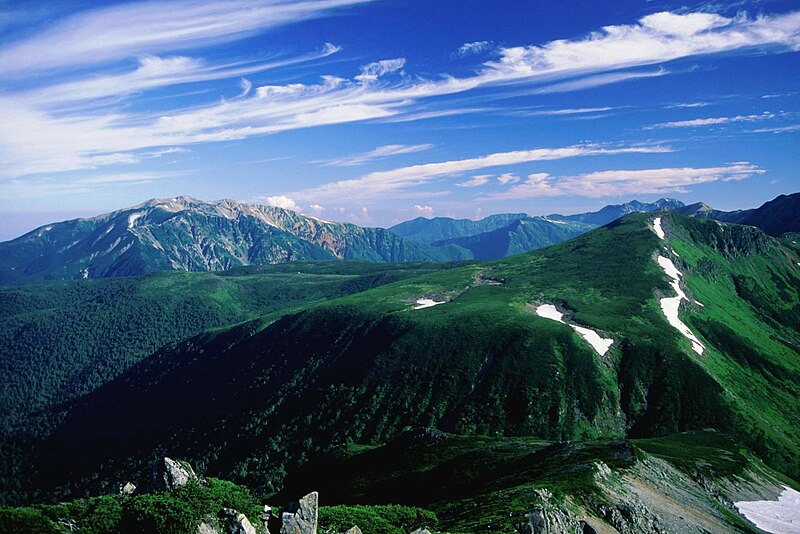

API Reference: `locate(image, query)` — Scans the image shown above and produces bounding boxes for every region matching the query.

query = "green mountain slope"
[2,431,791,533]
[0,197,467,285]
[389,213,529,244]
[280,429,789,533]
[17,213,799,507]
[0,262,458,504]
[432,217,592,260]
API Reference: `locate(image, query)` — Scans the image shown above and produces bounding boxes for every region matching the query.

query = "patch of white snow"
[657,255,704,355]
[536,304,613,356]
[413,298,445,310]
[653,217,666,240]
[535,304,564,323]
[128,212,144,228]
[571,325,614,356]
[735,486,800,534]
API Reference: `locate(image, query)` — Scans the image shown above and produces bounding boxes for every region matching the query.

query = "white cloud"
[2,9,799,178]
[264,195,299,210]
[355,58,406,84]
[308,204,325,212]
[414,204,434,217]
[486,163,763,199]
[668,101,710,108]
[532,68,667,94]
[497,173,520,185]
[647,112,776,129]
[0,0,371,76]
[749,124,800,133]
[518,107,615,116]
[294,144,670,202]
[456,175,491,187]
[315,144,434,167]
[457,41,492,57]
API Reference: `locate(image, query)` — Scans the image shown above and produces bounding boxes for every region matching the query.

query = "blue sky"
[0,0,798,239]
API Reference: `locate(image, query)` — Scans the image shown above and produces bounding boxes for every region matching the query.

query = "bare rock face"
[514,489,583,534]
[221,508,257,534]
[197,509,256,534]
[197,522,220,534]
[280,492,318,534]
[152,457,198,491]
[343,527,362,534]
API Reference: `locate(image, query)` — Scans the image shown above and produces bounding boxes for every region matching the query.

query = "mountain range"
[4,194,797,285]
[1,194,799,533]
[1,209,798,532]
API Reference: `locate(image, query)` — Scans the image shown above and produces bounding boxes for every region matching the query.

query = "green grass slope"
[0,262,454,504]
[7,214,799,513]
[279,429,787,533]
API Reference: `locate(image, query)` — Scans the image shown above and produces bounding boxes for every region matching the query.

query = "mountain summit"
[0,197,465,284]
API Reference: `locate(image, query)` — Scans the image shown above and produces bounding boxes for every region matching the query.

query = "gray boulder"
[152,457,198,491]
[281,492,318,534]
[119,481,136,495]
[221,508,257,534]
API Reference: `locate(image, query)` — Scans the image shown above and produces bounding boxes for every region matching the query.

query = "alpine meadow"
[0,1,799,533]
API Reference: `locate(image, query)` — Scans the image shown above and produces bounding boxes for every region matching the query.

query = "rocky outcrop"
[119,481,136,494]
[514,489,583,534]
[152,457,197,491]
[222,508,257,534]
[197,508,256,534]
[280,491,318,534]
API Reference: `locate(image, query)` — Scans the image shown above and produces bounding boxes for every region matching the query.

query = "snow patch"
[413,298,445,310]
[653,217,666,240]
[534,304,614,356]
[535,304,564,322]
[735,486,800,534]
[128,212,145,228]
[656,255,704,355]
[571,325,615,356]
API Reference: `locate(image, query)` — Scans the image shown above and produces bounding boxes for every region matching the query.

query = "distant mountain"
[390,213,528,244]
[547,198,685,226]
[432,217,593,260]
[0,197,467,284]
[677,193,800,236]
[390,198,684,260]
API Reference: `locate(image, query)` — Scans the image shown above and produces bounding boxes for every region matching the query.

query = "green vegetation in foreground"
[279,429,777,533]
[0,476,436,534]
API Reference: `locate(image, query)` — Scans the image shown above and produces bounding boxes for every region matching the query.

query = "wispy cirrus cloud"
[457,41,493,57]
[485,163,763,199]
[314,144,434,167]
[646,112,776,129]
[1,6,799,179]
[456,175,491,187]
[514,106,616,116]
[0,0,372,76]
[293,144,671,202]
